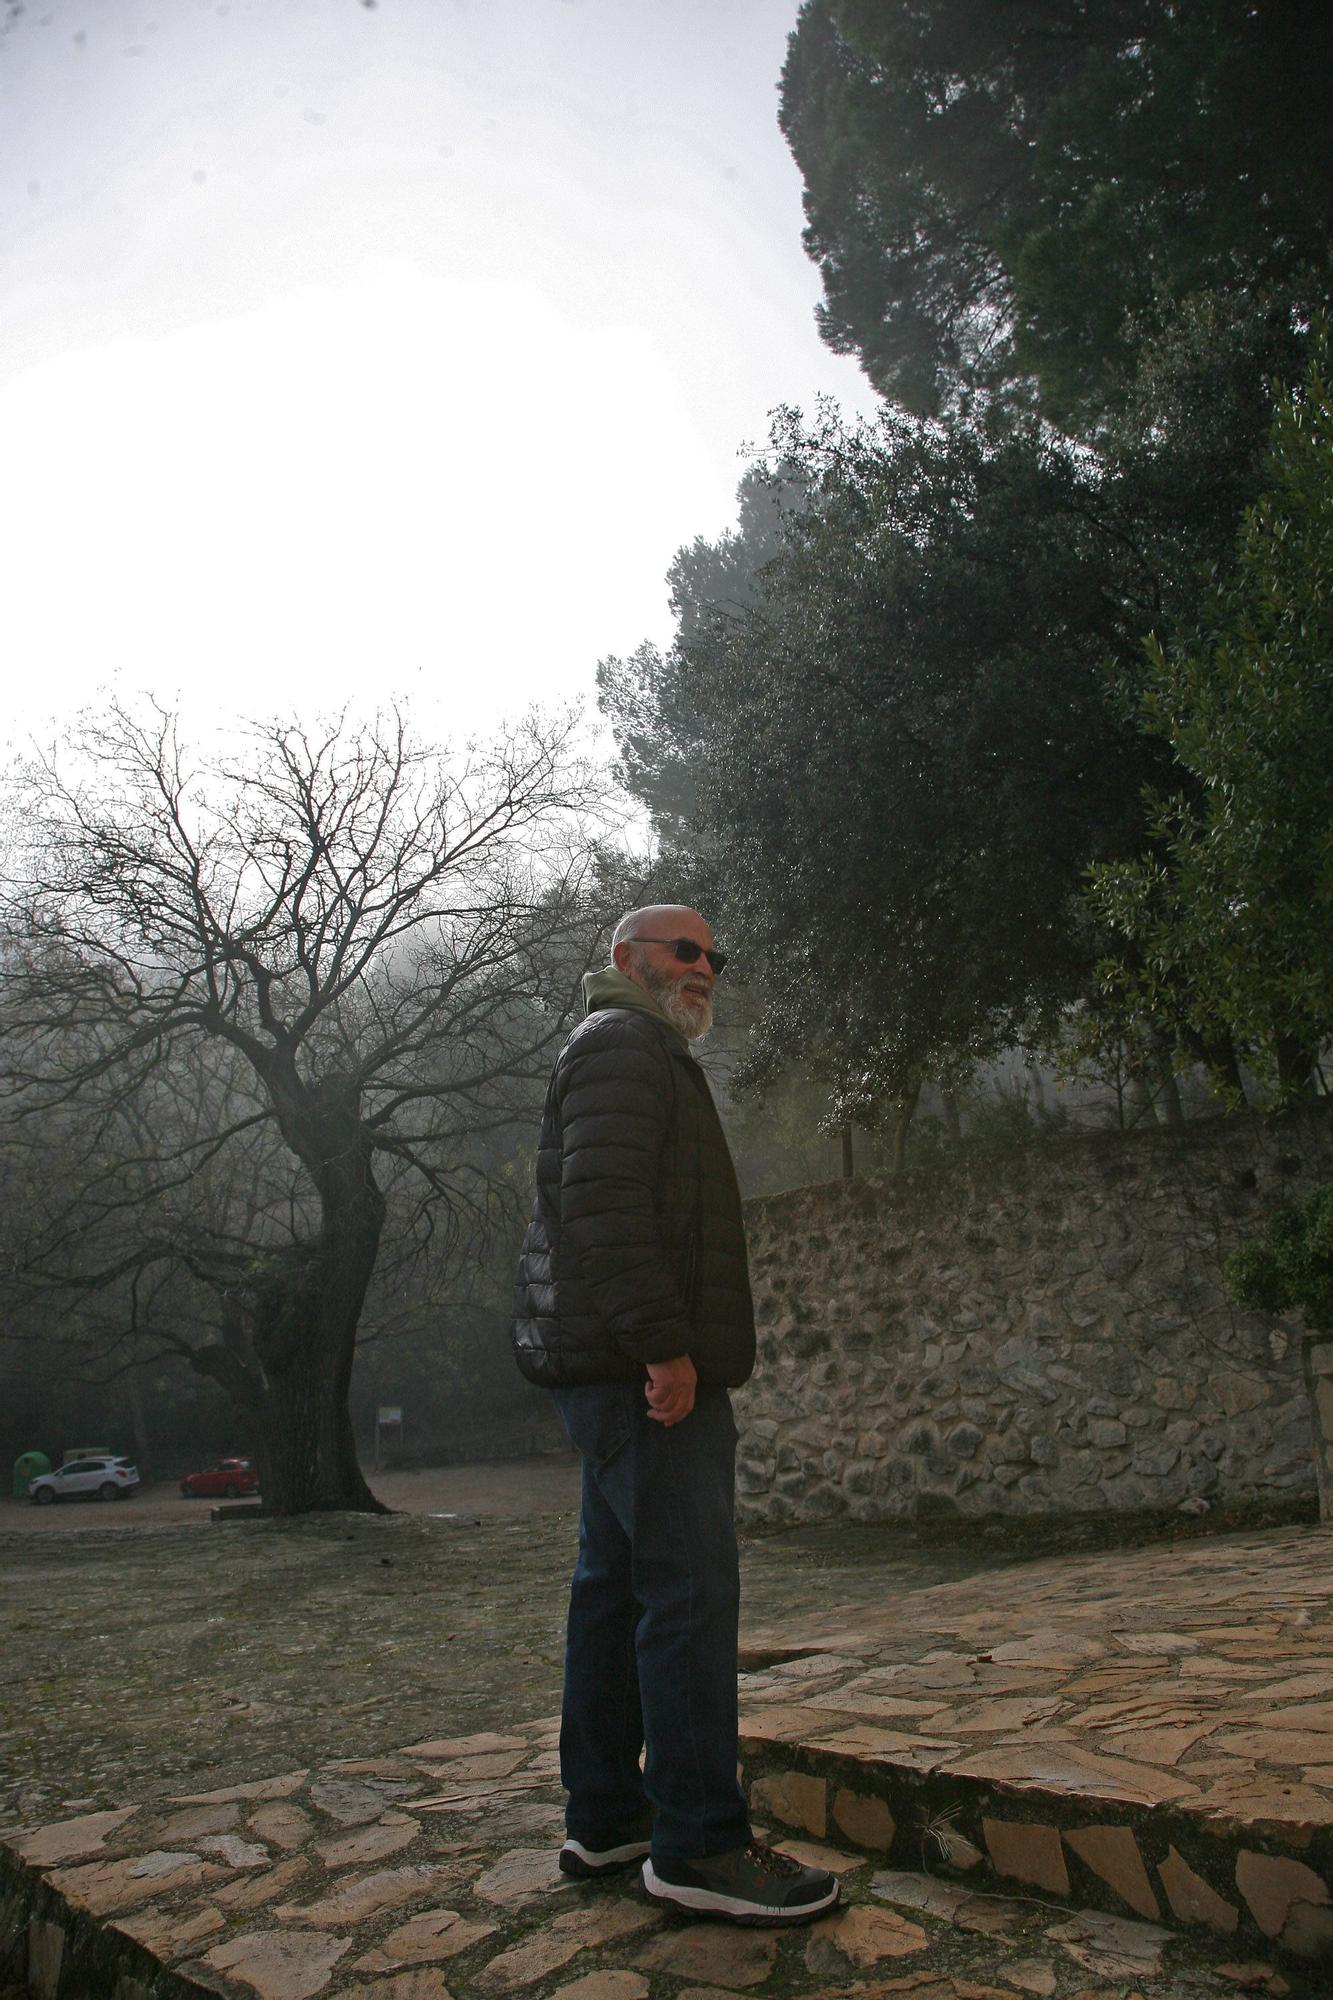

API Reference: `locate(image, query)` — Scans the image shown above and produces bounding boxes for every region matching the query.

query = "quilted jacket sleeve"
[555,1016,693,1367]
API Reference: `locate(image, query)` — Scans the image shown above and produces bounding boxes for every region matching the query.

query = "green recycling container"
[13,1451,51,1500]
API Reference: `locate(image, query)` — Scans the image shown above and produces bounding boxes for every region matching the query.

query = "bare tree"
[0,703,606,1513]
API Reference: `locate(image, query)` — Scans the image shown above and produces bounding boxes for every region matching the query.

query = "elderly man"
[512,905,839,1926]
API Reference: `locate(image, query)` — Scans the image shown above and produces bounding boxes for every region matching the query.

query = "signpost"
[374,1405,403,1471]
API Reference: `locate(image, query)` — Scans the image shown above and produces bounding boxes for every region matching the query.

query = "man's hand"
[645,1353,697,1427]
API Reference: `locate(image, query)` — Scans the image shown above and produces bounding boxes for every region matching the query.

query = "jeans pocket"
[553,1385,634,1470]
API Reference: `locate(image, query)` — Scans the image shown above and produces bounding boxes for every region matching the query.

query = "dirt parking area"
[0,1464,587,1839]
[2,1456,584,1534]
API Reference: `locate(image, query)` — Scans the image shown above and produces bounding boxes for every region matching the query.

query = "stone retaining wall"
[734,1104,1333,1526]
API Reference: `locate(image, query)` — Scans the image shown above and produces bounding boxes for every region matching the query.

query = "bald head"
[611,904,709,952]
[612,904,718,1041]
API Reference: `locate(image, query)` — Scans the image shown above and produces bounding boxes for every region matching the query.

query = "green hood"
[582,966,689,1048]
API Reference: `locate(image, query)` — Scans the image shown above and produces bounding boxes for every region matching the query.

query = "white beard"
[630,951,714,1041]
[659,985,713,1042]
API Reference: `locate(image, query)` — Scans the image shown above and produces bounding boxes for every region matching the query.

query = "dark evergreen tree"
[600,403,1180,1120]
[1085,335,1333,1101]
[781,0,1331,426]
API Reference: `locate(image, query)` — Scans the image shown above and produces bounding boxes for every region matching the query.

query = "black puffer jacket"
[512,993,755,1389]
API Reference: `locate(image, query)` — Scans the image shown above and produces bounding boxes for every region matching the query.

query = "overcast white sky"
[0,0,877,755]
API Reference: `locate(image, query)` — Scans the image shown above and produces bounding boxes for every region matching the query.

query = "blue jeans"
[553,1381,751,1860]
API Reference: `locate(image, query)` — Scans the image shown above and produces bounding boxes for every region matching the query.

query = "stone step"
[739,1702,1333,1967]
[727,1520,1333,1973]
[0,1736,1306,2000]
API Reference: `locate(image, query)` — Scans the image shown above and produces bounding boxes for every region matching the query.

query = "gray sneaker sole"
[559,1837,652,1879]
[641,1858,840,1926]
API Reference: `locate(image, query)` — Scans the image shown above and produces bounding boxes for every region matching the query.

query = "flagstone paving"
[733,1524,1333,1978]
[0,1718,1307,1999]
[3,1523,1330,1997]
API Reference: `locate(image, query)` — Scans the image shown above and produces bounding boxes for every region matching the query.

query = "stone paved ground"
[0,1709,1306,2000]
[3,1491,1330,1997]
[734,1524,1333,1981]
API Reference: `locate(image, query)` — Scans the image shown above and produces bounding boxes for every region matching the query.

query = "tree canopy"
[601,1,1331,1145]
[1084,335,1333,1100]
[781,0,1332,424]
[600,401,1171,1121]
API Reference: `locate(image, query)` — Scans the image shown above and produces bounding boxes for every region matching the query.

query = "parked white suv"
[28,1457,141,1504]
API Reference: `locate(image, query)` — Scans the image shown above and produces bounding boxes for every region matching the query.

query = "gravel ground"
[1,1468,580,1836]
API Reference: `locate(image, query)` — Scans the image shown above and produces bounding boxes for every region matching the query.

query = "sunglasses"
[633,936,728,976]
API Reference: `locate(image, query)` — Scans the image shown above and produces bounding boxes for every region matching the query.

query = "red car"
[179,1456,259,1499]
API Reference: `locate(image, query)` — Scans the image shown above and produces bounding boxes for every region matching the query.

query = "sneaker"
[643,1840,840,1926]
[559,1821,653,1880]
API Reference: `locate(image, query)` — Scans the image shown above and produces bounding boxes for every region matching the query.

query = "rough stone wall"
[734,1104,1333,1526]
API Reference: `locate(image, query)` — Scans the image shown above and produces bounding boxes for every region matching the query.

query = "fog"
[1,0,876,747]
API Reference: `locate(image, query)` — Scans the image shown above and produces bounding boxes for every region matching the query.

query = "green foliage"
[596,4,1331,1153]
[1226,1184,1333,1334]
[597,464,806,845]
[600,400,1166,1119]
[781,0,1331,427]
[1085,336,1333,1099]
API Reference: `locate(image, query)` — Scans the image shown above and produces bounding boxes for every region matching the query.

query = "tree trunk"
[891,1078,921,1172]
[1276,1037,1315,1100]
[1150,1036,1185,1128]
[252,1309,384,1516]
[840,1123,854,1179]
[251,1145,388,1515]
[190,1079,389,1517]
[1183,1029,1247,1107]
[1207,1037,1247,1106]
[1124,1067,1158,1128]
[941,1090,962,1144]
